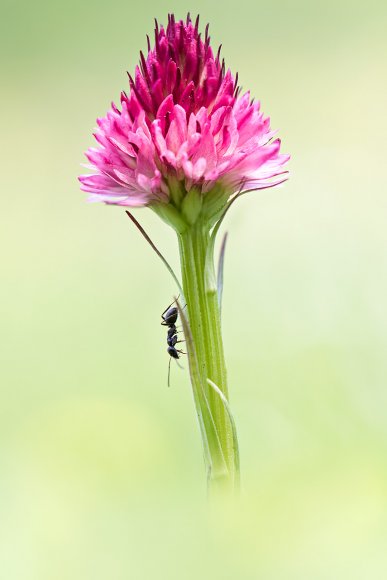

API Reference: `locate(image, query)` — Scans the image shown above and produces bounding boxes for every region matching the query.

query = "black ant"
[161,299,185,387]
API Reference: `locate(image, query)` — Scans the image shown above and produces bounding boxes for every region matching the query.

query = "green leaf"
[181,187,203,225]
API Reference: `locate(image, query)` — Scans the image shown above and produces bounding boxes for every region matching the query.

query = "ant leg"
[172,325,184,332]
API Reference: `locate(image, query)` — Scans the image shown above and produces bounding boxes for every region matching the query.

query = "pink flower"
[79,14,289,208]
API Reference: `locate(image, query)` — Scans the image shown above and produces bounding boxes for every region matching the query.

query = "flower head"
[79,14,289,216]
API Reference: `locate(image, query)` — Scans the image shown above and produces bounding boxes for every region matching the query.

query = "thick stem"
[178,221,238,491]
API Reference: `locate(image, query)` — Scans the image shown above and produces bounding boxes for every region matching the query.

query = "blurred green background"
[1,0,387,578]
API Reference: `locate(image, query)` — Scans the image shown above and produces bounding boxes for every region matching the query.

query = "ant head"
[167,345,179,359]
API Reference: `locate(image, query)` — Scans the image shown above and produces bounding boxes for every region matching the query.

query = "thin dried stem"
[125,211,183,296]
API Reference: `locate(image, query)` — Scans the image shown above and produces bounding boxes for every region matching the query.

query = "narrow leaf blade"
[207,378,240,491]
[217,232,228,313]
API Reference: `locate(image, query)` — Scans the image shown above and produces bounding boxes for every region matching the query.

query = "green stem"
[178,220,238,492]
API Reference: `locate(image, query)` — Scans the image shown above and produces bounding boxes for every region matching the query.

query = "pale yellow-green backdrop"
[1,0,387,578]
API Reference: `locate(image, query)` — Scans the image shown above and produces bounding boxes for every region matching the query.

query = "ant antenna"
[168,356,185,388]
[168,357,172,388]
